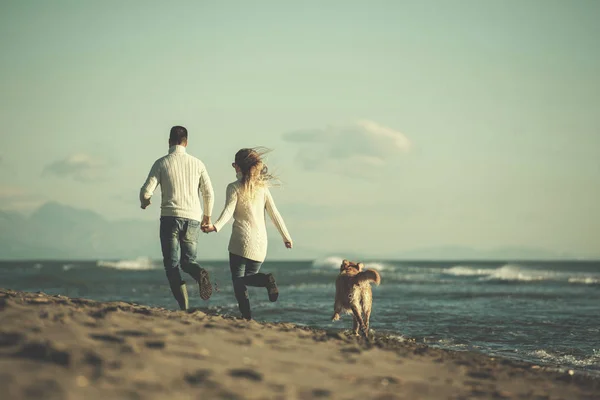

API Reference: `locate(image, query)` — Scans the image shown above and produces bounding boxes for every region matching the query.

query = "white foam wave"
[444,266,491,276]
[97,257,157,270]
[311,256,344,269]
[62,264,75,271]
[365,262,393,271]
[311,256,393,271]
[568,277,600,285]
[529,349,600,368]
[445,264,600,285]
[384,334,412,343]
[484,265,549,281]
[444,264,553,282]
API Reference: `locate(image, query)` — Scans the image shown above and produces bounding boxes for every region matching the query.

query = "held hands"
[202,224,216,233]
[201,216,215,233]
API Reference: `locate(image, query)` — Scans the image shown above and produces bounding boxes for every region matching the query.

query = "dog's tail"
[356,269,381,286]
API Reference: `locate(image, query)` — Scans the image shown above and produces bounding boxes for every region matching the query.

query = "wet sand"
[0,289,598,400]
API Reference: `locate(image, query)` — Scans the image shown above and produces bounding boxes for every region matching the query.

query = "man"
[140,126,214,310]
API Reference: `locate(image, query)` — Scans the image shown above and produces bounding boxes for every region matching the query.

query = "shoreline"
[1,289,598,400]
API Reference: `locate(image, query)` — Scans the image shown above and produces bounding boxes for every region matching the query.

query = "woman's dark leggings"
[229,252,268,318]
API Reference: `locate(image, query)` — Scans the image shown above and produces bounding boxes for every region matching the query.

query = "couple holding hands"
[140,126,292,320]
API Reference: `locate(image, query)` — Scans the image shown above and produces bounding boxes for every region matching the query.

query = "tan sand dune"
[0,289,598,400]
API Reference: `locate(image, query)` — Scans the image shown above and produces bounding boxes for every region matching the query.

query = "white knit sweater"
[213,180,292,262]
[140,145,214,222]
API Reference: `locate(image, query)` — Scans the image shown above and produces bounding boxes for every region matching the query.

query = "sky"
[1,0,599,258]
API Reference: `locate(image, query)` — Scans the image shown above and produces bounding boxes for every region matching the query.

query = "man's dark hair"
[169,126,188,145]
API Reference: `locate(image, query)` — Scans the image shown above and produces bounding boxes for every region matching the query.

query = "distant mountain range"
[0,202,590,261]
[0,202,316,261]
[393,245,579,262]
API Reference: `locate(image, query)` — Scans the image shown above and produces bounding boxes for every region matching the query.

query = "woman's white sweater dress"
[213,180,292,262]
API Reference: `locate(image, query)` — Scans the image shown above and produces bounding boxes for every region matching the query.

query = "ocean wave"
[442,264,600,286]
[568,277,600,285]
[444,266,492,276]
[381,334,413,344]
[444,264,555,282]
[529,349,600,368]
[96,257,157,270]
[311,256,344,269]
[366,262,394,271]
[483,265,549,281]
[311,256,393,271]
[62,264,75,271]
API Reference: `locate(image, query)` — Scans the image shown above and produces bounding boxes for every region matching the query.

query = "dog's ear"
[357,262,365,271]
[340,259,350,272]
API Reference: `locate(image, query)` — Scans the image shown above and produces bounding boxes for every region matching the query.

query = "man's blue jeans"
[160,216,203,281]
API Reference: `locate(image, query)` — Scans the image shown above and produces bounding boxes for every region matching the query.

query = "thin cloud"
[0,187,27,198]
[282,120,411,177]
[0,186,45,212]
[43,153,109,182]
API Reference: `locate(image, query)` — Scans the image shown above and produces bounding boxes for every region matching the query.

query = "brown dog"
[332,259,381,337]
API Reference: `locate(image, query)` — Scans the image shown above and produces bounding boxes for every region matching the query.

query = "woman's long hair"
[235,147,278,199]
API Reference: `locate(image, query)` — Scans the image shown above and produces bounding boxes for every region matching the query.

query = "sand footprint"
[185,369,212,386]
[14,341,70,366]
[0,332,24,347]
[340,346,362,354]
[89,306,120,319]
[116,330,150,337]
[83,351,103,366]
[228,337,253,346]
[145,340,166,349]
[229,368,263,382]
[89,333,125,344]
[467,370,496,380]
[132,308,153,316]
[311,389,332,398]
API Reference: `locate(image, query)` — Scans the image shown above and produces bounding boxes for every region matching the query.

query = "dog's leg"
[350,304,366,337]
[362,290,372,333]
[332,278,346,322]
[332,299,342,321]
[352,315,359,336]
[363,302,371,333]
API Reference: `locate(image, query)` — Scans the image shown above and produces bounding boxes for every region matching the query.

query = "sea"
[1,257,599,376]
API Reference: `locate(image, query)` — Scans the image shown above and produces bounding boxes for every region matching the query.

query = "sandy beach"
[0,289,598,400]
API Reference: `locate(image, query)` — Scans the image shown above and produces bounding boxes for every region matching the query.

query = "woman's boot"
[234,283,252,320]
[243,273,278,302]
[166,269,189,311]
[238,298,252,320]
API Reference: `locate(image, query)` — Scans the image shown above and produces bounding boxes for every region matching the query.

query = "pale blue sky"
[1,0,599,257]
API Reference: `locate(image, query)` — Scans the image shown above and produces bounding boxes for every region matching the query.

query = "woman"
[203,148,293,320]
